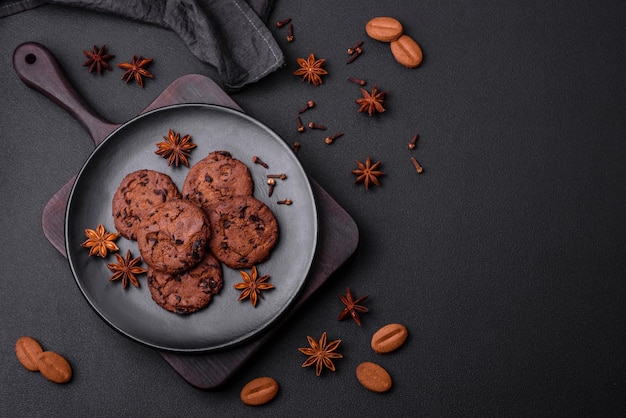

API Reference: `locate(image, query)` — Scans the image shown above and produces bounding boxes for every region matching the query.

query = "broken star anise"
[117,55,153,87]
[294,53,328,86]
[107,249,146,289]
[234,266,274,307]
[82,45,115,75]
[338,287,369,326]
[352,156,385,190]
[298,332,343,376]
[355,85,387,116]
[155,129,197,167]
[81,224,119,258]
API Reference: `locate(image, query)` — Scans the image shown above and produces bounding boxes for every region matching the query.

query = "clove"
[308,122,327,130]
[410,157,424,174]
[324,132,344,145]
[346,48,363,64]
[347,77,366,86]
[276,18,291,28]
[267,173,287,180]
[252,156,269,169]
[267,178,276,197]
[347,41,364,55]
[298,100,315,113]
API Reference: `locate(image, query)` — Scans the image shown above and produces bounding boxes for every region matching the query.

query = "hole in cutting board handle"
[13,42,118,144]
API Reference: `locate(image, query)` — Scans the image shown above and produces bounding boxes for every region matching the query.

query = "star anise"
[294,53,328,86]
[298,332,343,376]
[154,129,197,167]
[117,55,154,87]
[107,249,146,289]
[81,224,119,258]
[338,287,369,326]
[355,85,387,116]
[234,266,274,307]
[82,45,115,75]
[352,156,385,190]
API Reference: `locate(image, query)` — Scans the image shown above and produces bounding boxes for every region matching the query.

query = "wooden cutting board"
[13,42,359,389]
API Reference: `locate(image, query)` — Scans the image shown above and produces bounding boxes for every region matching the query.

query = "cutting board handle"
[13,42,118,144]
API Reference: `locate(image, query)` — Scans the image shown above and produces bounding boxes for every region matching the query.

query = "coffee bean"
[390,35,423,68]
[371,323,408,354]
[356,362,393,393]
[240,376,279,406]
[15,336,43,372]
[366,17,404,42]
[37,351,72,384]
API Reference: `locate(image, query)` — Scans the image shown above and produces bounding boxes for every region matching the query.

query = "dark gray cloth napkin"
[1,0,284,91]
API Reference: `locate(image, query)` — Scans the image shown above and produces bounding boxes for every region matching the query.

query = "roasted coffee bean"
[37,351,72,384]
[15,336,43,372]
[390,35,423,68]
[240,376,279,406]
[366,16,404,42]
[371,323,408,354]
[356,362,392,393]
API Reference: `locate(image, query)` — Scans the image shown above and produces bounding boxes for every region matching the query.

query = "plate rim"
[64,103,318,353]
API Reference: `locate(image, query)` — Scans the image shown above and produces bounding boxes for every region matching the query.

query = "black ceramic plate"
[65,104,317,352]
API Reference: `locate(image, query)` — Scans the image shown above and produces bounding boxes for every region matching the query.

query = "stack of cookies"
[111,151,279,314]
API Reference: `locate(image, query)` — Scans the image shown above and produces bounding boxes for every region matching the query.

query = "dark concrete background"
[1,1,625,416]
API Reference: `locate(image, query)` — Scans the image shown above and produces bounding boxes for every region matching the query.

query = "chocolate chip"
[146,232,158,245]
[192,239,204,252]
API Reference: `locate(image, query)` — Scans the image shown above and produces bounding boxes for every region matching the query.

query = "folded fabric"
[1,0,284,91]
[0,0,46,16]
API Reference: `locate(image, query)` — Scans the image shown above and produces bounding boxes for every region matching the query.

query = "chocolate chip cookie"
[147,251,223,314]
[136,198,210,274]
[182,151,254,211]
[112,169,181,240]
[207,195,279,269]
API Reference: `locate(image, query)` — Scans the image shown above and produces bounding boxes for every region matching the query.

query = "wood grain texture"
[160,179,358,389]
[38,73,236,256]
[15,43,359,389]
